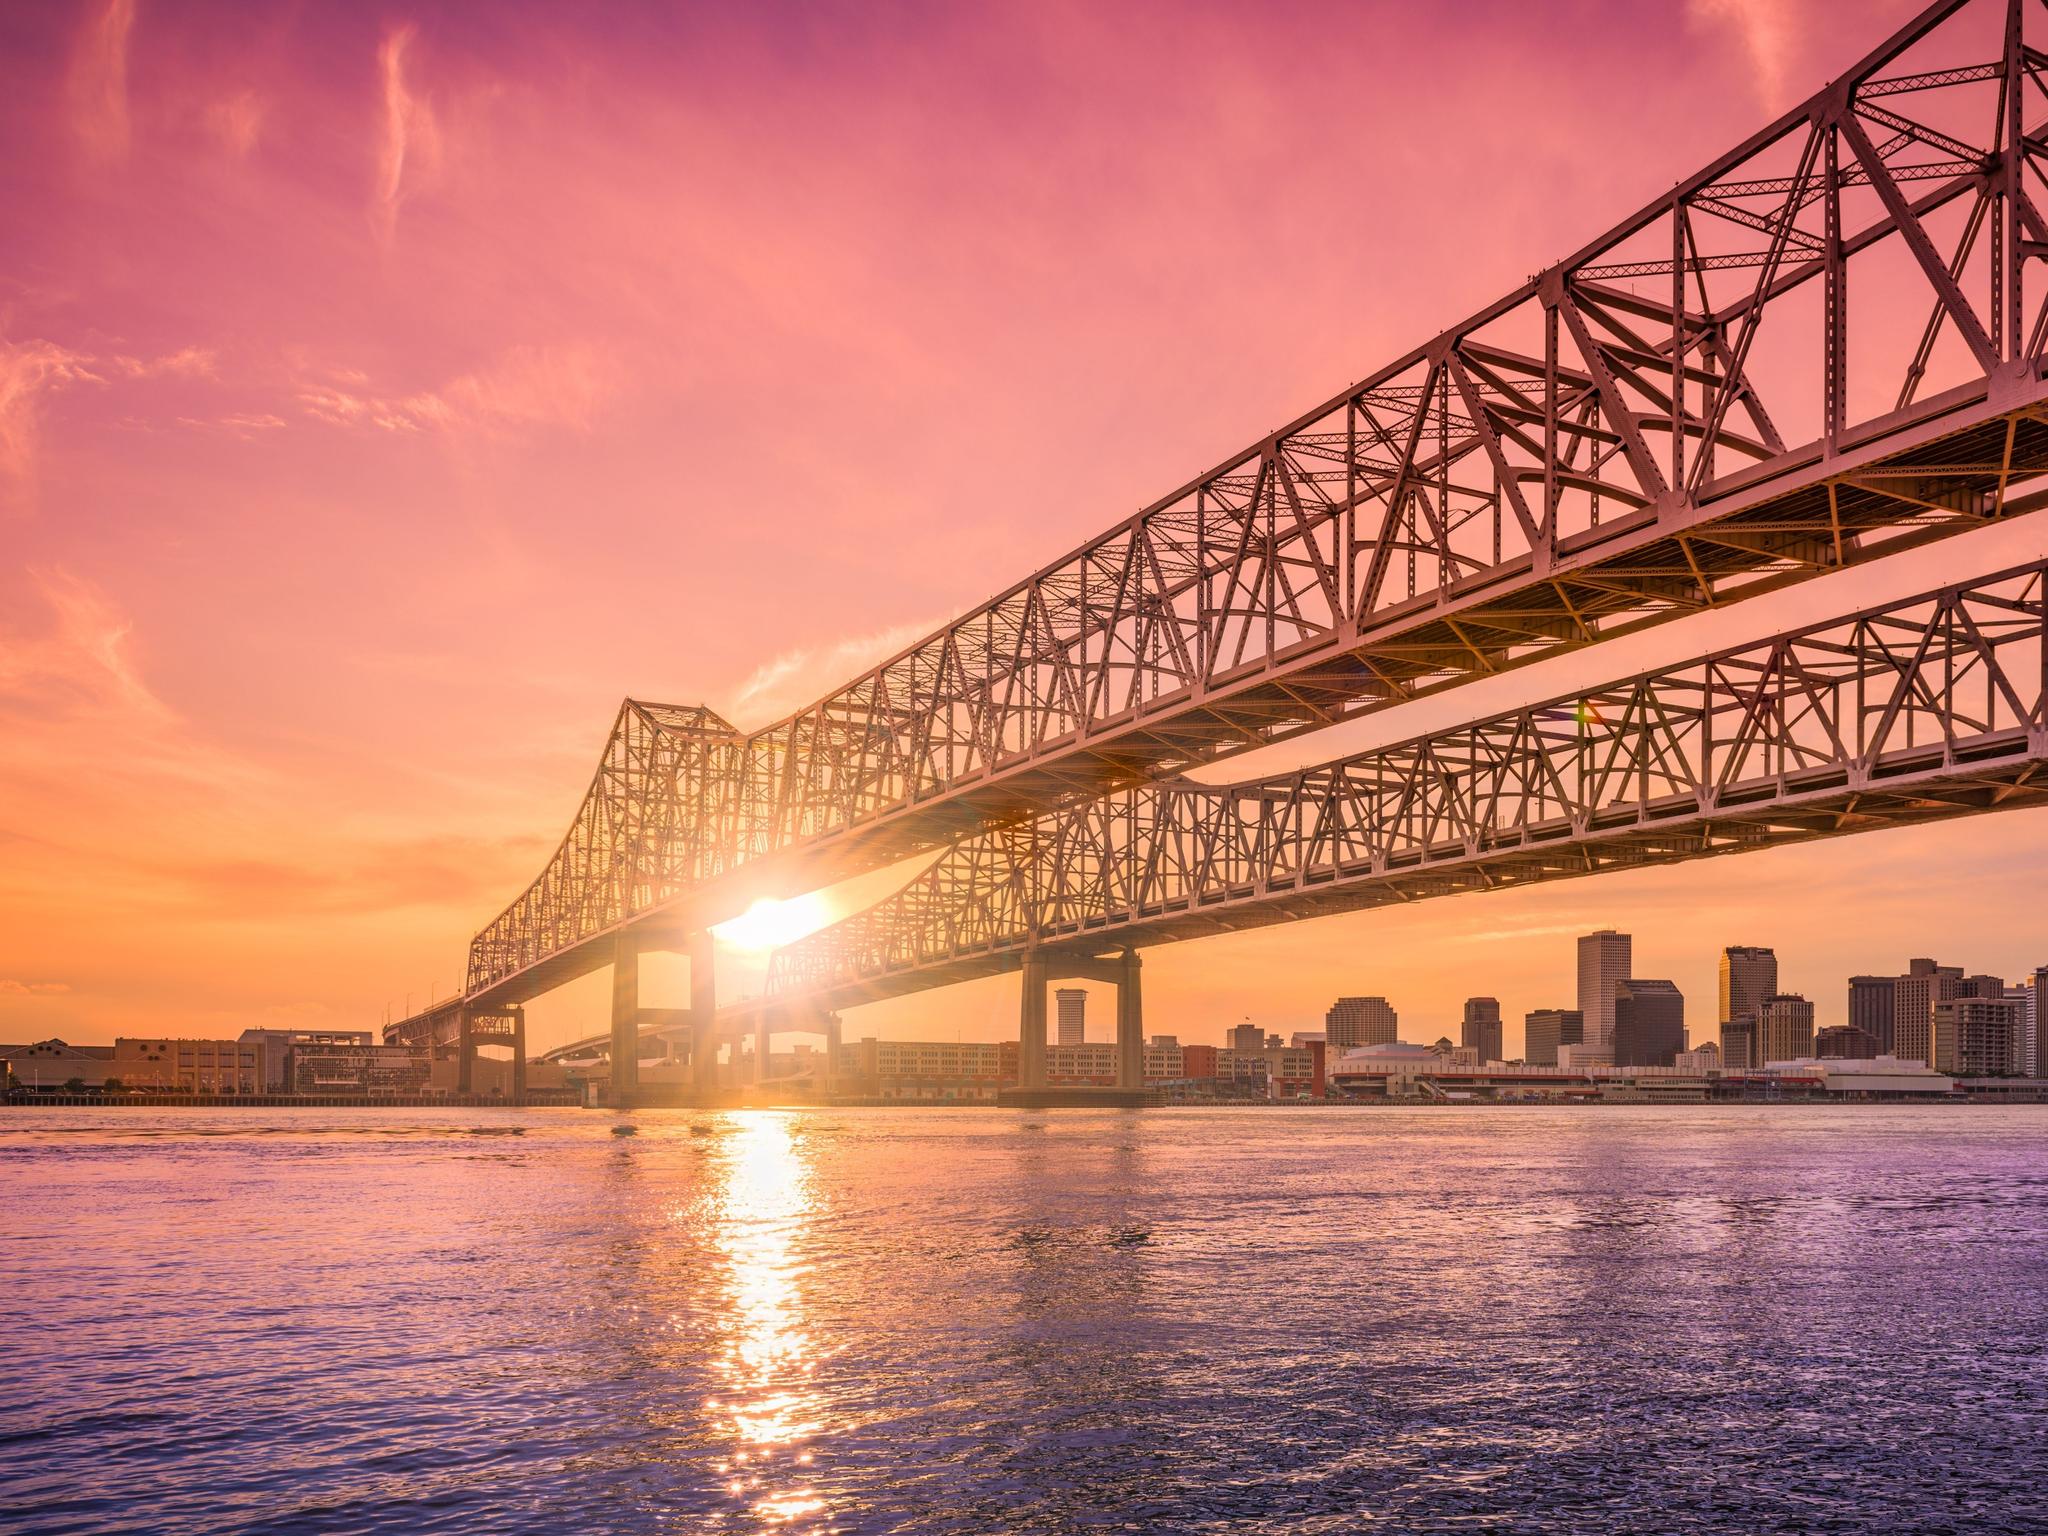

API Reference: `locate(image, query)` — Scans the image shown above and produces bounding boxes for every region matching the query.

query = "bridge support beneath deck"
[455,1005,527,1102]
[726,1001,842,1099]
[610,931,640,1106]
[1005,947,1149,1107]
[689,933,716,1093]
[610,931,719,1105]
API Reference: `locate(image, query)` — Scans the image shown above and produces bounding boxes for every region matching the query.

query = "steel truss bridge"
[763,560,2048,1009]
[392,0,2048,1102]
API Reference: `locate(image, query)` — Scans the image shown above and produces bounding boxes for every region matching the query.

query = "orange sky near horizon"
[4,0,2045,1061]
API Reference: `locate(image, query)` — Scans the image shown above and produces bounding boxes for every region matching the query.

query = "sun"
[713,895,833,955]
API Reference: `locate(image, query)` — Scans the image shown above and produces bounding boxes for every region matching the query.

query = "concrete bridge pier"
[791,1003,841,1094]
[1114,950,1142,1092]
[1019,953,1050,1090]
[610,931,717,1103]
[689,933,716,1092]
[610,931,640,1106]
[456,1004,527,1102]
[456,1006,476,1096]
[1010,947,1146,1103]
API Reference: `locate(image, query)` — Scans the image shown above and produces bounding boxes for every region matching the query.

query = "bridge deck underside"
[785,744,2047,1013]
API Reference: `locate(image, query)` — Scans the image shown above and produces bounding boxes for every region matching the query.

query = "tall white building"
[2026,968,2047,1078]
[1576,930,1632,1052]
[1055,988,1087,1047]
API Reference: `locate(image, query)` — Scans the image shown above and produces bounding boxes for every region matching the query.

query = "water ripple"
[1,1105,2045,1533]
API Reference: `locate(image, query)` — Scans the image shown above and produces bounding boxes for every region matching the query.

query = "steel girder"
[458,0,2048,1008]
[763,558,2048,1009]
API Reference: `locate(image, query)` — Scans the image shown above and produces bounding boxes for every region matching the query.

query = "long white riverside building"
[1327,1047,1957,1102]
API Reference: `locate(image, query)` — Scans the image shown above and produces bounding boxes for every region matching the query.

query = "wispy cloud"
[731,617,945,725]
[109,347,219,381]
[207,90,266,159]
[159,832,552,916]
[0,566,171,724]
[0,568,266,800]
[0,338,103,492]
[67,0,135,164]
[374,24,440,245]
[1,341,242,492]
[213,412,288,436]
[0,980,72,997]
[441,344,615,431]
[1687,0,1803,113]
[295,344,617,435]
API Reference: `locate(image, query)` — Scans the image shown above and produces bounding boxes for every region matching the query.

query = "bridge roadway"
[394,0,2048,1097]
[539,557,2048,1084]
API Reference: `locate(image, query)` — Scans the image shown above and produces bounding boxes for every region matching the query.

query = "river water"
[2,1104,2045,1534]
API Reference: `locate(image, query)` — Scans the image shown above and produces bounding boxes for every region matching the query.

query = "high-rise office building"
[1325,997,1398,1050]
[1228,1022,1265,1056]
[1721,1015,1759,1071]
[1577,931,1632,1051]
[1756,994,1816,1064]
[1894,960,1964,1067]
[2005,984,2033,1070]
[2030,967,2048,1079]
[1931,995,2024,1075]
[1613,979,1685,1067]
[1055,988,1087,1047]
[1815,1024,1881,1059]
[1847,975,1897,1053]
[1720,946,1778,1028]
[1523,1008,1583,1067]
[1461,997,1503,1064]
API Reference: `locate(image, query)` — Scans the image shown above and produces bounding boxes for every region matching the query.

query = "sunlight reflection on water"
[705,1114,826,1527]
[3,1104,2047,1535]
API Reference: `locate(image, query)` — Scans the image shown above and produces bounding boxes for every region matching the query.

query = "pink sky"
[4,0,2045,1058]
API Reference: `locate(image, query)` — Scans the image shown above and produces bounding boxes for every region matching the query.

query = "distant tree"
[102,1077,124,1093]
[62,1077,85,1093]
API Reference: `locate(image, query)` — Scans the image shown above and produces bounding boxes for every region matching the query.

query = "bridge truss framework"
[388,0,2048,1099]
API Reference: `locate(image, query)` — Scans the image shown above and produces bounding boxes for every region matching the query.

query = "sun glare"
[714,896,832,955]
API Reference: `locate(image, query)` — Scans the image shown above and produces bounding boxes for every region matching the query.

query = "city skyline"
[669,924,2032,1069]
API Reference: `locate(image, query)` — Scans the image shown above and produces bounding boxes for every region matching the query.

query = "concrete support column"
[691,1019,717,1091]
[823,1013,842,1095]
[511,1009,528,1105]
[456,1006,476,1096]
[1116,949,1143,1091]
[610,931,640,1107]
[755,1014,772,1086]
[689,933,717,1092]
[1020,953,1049,1090]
